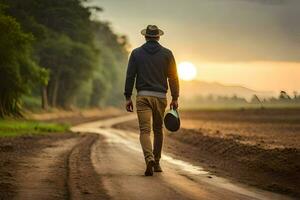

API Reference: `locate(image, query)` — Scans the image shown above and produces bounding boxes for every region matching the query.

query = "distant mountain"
[179,80,275,100]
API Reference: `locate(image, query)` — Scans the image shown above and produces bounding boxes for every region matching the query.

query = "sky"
[89,0,300,93]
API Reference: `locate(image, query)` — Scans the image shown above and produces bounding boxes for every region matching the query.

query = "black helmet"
[164,109,180,132]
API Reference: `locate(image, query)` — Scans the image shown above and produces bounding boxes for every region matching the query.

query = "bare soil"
[0,109,121,200]
[29,107,125,126]
[1,108,299,199]
[180,109,300,149]
[113,109,300,198]
[0,132,111,200]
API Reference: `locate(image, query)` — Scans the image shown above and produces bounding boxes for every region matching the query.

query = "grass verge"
[0,120,70,137]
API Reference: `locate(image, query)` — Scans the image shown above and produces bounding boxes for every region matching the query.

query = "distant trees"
[193,94,248,105]
[184,91,300,109]
[263,91,300,105]
[89,21,128,107]
[0,0,128,117]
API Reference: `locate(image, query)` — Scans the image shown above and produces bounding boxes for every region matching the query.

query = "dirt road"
[71,115,293,200]
[0,115,295,199]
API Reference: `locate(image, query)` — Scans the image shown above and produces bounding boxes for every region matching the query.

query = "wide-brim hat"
[141,25,164,37]
[164,109,180,132]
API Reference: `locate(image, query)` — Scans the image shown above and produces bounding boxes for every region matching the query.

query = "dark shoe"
[144,160,155,176]
[154,162,163,172]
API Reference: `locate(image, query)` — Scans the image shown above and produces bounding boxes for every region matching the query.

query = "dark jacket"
[124,40,179,100]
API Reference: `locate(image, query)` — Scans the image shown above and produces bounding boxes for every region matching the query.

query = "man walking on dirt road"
[124,25,179,176]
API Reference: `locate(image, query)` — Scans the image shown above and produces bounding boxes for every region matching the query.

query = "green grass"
[0,120,70,137]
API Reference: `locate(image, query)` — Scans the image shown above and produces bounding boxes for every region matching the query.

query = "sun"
[178,62,197,81]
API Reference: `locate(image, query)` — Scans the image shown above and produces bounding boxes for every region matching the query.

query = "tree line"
[0,0,128,118]
[189,91,300,107]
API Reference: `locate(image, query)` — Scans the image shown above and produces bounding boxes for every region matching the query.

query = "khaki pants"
[136,96,167,164]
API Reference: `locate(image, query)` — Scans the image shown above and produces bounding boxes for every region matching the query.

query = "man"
[124,25,179,176]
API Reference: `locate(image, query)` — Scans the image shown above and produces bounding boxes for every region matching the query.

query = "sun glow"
[178,62,197,81]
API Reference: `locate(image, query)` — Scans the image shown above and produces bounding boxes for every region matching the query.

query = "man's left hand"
[170,100,178,110]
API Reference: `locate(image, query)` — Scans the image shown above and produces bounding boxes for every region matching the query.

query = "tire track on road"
[67,134,110,200]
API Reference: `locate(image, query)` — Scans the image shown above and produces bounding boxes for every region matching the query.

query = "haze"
[89,0,300,93]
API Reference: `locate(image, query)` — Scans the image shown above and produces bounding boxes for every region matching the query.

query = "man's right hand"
[170,99,178,110]
[126,99,134,112]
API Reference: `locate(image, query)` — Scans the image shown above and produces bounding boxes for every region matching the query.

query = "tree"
[293,91,298,99]
[0,10,48,117]
[89,76,107,107]
[279,91,291,100]
[250,94,264,108]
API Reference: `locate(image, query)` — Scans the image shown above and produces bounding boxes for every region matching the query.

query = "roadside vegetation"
[0,0,128,118]
[0,119,69,137]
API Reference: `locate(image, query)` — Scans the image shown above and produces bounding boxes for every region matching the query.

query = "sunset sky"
[90,0,300,93]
